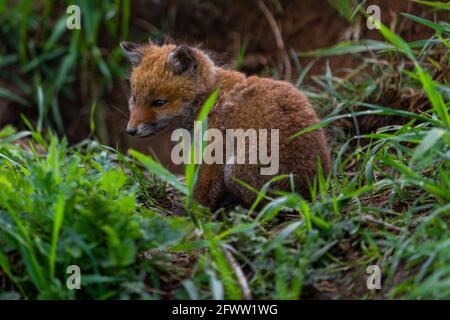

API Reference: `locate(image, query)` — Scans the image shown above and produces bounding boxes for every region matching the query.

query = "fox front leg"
[193,164,226,209]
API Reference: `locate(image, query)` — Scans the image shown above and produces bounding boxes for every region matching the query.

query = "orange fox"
[121,41,331,208]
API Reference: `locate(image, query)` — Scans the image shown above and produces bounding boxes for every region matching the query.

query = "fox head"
[121,41,217,137]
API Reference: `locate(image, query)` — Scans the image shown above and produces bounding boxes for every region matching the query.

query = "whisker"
[109,103,129,120]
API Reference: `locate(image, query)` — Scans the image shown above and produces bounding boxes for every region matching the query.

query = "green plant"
[0,0,130,142]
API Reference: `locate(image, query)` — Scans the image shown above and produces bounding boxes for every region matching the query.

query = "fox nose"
[126,127,137,136]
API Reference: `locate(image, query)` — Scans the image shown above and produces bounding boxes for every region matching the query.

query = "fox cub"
[121,41,331,208]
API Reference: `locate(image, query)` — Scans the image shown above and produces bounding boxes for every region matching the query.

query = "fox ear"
[120,41,143,67]
[167,46,197,76]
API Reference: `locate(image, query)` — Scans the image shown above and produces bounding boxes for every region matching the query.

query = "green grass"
[0,0,131,141]
[0,1,449,300]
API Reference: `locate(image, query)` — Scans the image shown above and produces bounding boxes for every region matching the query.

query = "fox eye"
[151,99,168,107]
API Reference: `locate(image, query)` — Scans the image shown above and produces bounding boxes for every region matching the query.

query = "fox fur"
[121,41,331,208]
